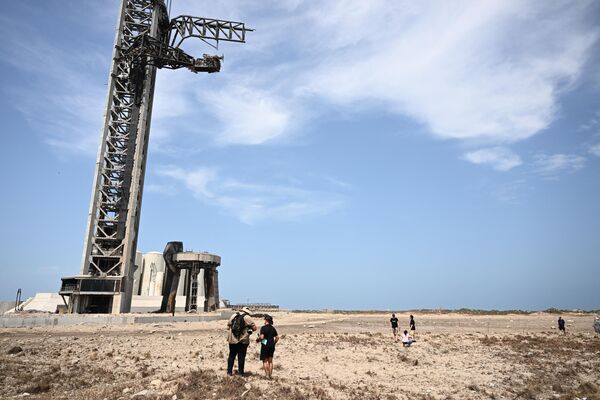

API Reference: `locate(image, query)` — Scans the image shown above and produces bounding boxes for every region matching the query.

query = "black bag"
[231,312,246,338]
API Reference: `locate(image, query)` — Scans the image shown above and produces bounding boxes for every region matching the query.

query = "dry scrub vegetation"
[1,312,599,399]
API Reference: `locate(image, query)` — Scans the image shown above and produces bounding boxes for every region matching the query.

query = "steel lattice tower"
[60,0,251,313]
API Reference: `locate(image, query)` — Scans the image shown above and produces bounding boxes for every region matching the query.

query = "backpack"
[231,312,246,338]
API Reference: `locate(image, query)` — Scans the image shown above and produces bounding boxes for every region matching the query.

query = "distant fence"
[229,303,280,311]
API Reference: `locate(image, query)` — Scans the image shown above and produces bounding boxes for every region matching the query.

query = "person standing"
[409,315,416,338]
[390,313,399,341]
[558,316,566,334]
[227,307,257,376]
[257,315,279,379]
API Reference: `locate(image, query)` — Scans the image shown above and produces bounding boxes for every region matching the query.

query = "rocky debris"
[150,379,162,387]
[8,346,23,354]
[131,389,152,398]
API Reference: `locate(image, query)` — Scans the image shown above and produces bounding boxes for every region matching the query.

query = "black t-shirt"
[410,318,415,330]
[390,317,398,328]
[260,324,278,346]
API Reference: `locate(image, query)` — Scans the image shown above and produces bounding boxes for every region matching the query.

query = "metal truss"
[73,0,169,313]
[169,16,251,49]
[65,0,251,314]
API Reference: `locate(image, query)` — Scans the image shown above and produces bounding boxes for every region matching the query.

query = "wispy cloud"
[532,154,586,178]
[4,1,599,166]
[199,85,292,145]
[462,147,522,171]
[154,1,600,150]
[299,1,598,143]
[154,165,344,224]
[588,143,600,157]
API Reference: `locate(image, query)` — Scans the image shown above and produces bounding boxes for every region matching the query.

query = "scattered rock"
[131,389,150,398]
[123,388,132,394]
[150,379,162,387]
[8,346,23,355]
[244,383,251,390]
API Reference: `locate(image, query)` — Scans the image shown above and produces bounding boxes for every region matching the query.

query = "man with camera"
[227,306,257,376]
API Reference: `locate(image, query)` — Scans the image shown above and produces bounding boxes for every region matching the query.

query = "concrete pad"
[0,310,233,328]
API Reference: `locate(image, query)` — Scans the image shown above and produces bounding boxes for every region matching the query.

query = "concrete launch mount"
[60,0,251,313]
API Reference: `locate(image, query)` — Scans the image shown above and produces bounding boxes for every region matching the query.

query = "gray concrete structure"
[174,252,221,312]
[0,310,232,329]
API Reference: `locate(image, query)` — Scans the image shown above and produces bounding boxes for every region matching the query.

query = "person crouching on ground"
[257,314,279,379]
[401,330,415,347]
[227,306,257,376]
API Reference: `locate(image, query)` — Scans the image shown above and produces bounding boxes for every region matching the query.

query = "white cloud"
[299,1,598,142]
[462,147,522,171]
[199,85,292,145]
[156,166,216,198]
[175,0,599,149]
[532,154,586,177]
[155,165,343,224]
[5,1,599,159]
[588,143,600,157]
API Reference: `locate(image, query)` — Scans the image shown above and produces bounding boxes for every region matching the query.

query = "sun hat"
[241,306,251,314]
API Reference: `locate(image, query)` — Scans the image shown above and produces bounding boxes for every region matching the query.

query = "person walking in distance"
[227,307,257,376]
[257,315,279,379]
[409,315,416,339]
[390,313,399,341]
[558,316,566,334]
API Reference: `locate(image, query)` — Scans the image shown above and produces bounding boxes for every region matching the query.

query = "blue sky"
[1,0,599,310]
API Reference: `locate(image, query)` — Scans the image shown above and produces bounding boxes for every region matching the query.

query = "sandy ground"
[1,312,599,400]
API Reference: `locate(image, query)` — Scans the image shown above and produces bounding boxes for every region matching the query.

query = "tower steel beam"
[60,0,251,314]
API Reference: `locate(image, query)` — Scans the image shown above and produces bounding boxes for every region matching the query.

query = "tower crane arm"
[122,33,222,73]
[169,16,253,49]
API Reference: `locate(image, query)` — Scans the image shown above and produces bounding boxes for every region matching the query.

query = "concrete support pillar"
[176,269,186,296]
[140,261,151,296]
[204,266,218,312]
[198,268,205,301]
[213,268,219,309]
[154,271,164,297]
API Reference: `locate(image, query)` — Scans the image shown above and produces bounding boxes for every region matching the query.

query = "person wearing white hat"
[226,307,257,376]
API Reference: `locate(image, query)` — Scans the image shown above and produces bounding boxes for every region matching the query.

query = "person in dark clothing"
[558,316,566,334]
[390,313,399,341]
[409,315,416,338]
[227,307,257,376]
[257,315,279,378]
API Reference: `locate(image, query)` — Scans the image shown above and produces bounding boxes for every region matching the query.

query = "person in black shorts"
[257,315,279,378]
[409,315,416,338]
[390,313,399,341]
